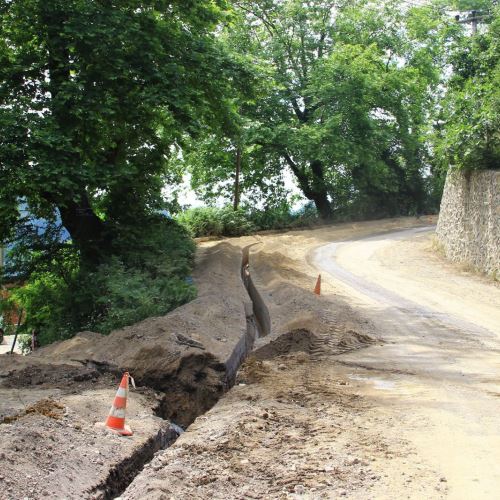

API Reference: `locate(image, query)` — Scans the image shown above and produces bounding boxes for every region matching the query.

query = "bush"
[218,208,255,236]
[5,216,197,346]
[176,203,321,238]
[88,258,196,335]
[246,202,320,231]
[247,202,296,231]
[176,207,255,237]
[176,207,223,237]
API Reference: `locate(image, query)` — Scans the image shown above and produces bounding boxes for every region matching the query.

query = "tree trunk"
[310,191,333,219]
[56,193,110,265]
[282,153,333,219]
[309,160,333,218]
[42,7,110,263]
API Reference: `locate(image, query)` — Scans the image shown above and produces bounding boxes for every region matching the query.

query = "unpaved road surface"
[3,217,500,499]
[312,226,500,499]
[124,218,500,499]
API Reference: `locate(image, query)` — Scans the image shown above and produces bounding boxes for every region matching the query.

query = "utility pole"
[455,10,492,34]
[233,145,242,211]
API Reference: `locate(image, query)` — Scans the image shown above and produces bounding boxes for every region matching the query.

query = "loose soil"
[122,348,444,499]
[0,242,251,499]
[3,215,499,499]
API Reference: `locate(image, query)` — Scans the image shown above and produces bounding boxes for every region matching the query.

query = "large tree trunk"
[56,193,110,265]
[309,190,333,219]
[308,160,333,218]
[43,11,111,265]
[282,153,333,219]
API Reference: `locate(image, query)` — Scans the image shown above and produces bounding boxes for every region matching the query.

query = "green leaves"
[0,0,237,245]
[225,0,440,216]
[0,0,238,342]
[434,4,500,171]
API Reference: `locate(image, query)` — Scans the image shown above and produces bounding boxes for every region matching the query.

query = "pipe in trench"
[94,244,271,499]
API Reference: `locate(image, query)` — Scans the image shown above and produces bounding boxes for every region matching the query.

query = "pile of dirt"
[121,347,443,499]
[0,241,252,419]
[1,361,102,389]
[252,329,318,359]
[13,242,249,373]
[2,398,64,424]
[0,241,253,498]
[245,249,378,357]
[0,387,178,500]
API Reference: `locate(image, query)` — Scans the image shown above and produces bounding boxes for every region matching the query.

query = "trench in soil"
[93,245,270,499]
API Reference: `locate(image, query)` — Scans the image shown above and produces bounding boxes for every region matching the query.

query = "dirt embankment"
[122,341,444,500]
[0,242,253,499]
[0,385,176,500]
[121,217,442,499]
[1,243,250,425]
[1,216,440,499]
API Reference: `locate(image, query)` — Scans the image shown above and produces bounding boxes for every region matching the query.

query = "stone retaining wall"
[436,169,499,277]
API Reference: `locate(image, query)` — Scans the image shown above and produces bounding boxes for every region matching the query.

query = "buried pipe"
[92,245,274,499]
[241,244,271,338]
[224,244,272,385]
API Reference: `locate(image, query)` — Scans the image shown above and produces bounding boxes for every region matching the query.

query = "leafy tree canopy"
[0,0,239,263]
[433,2,499,171]
[187,0,449,218]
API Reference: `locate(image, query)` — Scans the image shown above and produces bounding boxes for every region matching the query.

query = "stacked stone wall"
[436,170,499,277]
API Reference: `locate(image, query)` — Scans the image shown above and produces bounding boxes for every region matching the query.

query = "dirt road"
[3,217,500,499]
[124,217,499,499]
[312,227,500,499]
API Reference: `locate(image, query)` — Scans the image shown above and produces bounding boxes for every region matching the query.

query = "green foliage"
[7,218,196,345]
[433,4,500,171]
[248,202,319,231]
[0,0,237,259]
[0,0,234,344]
[217,0,445,217]
[449,0,493,11]
[176,202,320,238]
[176,207,255,237]
[181,134,289,208]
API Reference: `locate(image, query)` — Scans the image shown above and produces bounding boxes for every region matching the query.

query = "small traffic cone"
[314,274,321,295]
[103,372,135,436]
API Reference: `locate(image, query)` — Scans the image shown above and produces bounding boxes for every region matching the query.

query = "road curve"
[311,226,500,500]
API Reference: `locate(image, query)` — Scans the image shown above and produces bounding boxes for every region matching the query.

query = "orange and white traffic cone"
[102,372,135,436]
[314,274,321,295]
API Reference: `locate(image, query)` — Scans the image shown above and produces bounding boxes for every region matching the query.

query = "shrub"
[247,202,320,231]
[218,208,255,236]
[176,207,255,237]
[176,207,224,237]
[5,216,197,346]
[176,203,321,238]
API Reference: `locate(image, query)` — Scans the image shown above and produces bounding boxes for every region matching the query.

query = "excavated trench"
[94,245,271,499]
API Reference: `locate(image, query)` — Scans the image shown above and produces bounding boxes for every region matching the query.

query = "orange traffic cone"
[314,274,321,295]
[103,372,135,436]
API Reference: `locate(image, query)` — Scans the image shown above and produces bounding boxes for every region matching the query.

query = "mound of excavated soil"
[0,387,177,500]
[0,242,252,499]
[253,329,317,359]
[121,346,443,500]
[242,248,378,357]
[0,242,250,422]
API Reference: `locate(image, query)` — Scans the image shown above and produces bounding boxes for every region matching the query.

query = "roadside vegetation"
[1,0,498,346]
[176,203,320,238]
